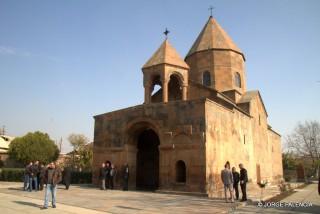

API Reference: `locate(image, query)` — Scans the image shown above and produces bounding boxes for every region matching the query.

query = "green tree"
[8,131,59,164]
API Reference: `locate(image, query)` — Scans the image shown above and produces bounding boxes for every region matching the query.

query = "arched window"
[176,160,186,183]
[235,72,241,88]
[168,74,182,101]
[202,71,211,87]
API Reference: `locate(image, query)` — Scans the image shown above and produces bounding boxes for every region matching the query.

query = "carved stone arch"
[150,73,163,86]
[168,71,185,86]
[125,118,163,145]
[167,72,185,101]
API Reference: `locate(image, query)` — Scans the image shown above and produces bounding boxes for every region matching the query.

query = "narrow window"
[259,115,261,126]
[176,160,186,183]
[202,71,211,87]
[235,72,241,88]
[243,135,246,145]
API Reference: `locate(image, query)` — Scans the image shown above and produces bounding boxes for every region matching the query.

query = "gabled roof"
[142,39,189,69]
[186,16,245,60]
[0,135,15,150]
[238,90,268,116]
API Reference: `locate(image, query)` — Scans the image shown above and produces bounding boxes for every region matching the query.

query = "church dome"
[186,16,245,61]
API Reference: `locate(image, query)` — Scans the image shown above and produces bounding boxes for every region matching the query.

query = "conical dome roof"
[143,39,189,69]
[186,16,245,60]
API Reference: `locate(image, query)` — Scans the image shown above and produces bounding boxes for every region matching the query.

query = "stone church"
[92,16,283,197]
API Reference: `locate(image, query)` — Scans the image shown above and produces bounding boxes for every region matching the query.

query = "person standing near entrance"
[105,162,111,189]
[41,162,62,209]
[232,167,240,200]
[110,164,116,189]
[221,163,234,203]
[239,163,248,201]
[99,162,106,190]
[123,163,129,191]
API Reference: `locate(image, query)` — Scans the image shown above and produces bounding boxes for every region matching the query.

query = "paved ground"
[234,184,320,213]
[0,182,318,214]
[0,182,236,213]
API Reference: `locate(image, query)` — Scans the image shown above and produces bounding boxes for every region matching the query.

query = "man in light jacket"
[221,163,234,203]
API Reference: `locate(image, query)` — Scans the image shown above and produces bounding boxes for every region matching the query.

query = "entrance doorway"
[136,129,160,190]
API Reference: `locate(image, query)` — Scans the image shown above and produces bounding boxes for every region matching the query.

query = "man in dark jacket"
[232,167,240,200]
[41,162,62,209]
[105,162,111,189]
[239,163,248,201]
[24,162,32,191]
[35,160,41,190]
[99,162,106,190]
[29,161,39,191]
[62,166,71,190]
[123,163,129,191]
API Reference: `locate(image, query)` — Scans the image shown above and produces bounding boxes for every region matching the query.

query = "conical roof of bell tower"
[143,39,189,69]
[186,16,245,60]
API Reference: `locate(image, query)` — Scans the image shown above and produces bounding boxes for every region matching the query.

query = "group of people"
[23,161,46,191]
[221,161,248,203]
[23,161,71,192]
[99,161,129,191]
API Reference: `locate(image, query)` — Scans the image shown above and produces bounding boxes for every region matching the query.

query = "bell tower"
[185,16,247,101]
[142,39,189,104]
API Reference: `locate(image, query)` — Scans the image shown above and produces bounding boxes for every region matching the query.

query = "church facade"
[92,16,283,197]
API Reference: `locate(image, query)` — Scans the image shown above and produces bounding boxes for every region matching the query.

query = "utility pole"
[59,137,63,153]
[0,125,5,135]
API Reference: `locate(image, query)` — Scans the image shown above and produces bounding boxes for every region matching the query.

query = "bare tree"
[68,134,89,170]
[286,120,320,175]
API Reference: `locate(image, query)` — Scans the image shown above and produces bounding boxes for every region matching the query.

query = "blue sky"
[1,0,319,152]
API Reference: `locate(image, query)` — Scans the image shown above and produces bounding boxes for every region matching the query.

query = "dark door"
[136,129,160,190]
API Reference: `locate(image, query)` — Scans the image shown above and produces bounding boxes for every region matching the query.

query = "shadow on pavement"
[13,201,41,208]
[8,187,23,191]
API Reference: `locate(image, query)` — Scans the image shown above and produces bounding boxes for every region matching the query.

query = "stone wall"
[93,99,207,192]
[93,96,282,196]
[204,97,282,197]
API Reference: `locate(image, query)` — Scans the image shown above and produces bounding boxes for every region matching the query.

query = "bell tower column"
[182,84,187,101]
[144,84,152,104]
[162,79,169,103]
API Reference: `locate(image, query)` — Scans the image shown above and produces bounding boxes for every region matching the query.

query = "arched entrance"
[136,129,160,190]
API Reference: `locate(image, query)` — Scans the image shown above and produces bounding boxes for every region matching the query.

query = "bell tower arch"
[142,39,189,104]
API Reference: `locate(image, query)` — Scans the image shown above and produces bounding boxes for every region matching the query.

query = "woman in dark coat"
[122,163,129,191]
[62,166,71,190]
